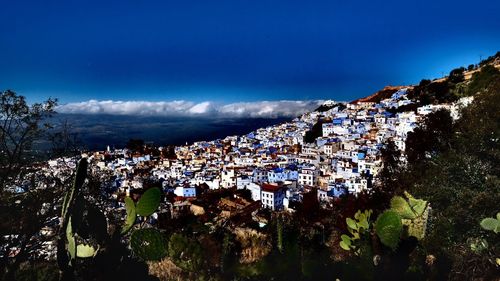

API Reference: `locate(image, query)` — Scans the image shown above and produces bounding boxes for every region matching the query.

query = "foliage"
[339,209,372,254]
[407,80,455,105]
[468,237,488,253]
[0,91,69,280]
[448,67,465,84]
[0,90,58,186]
[466,64,500,96]
[314,103,346,113]
[135,187,161,217]
[480,212,500,234]
[130,229,168,261]
[405,109,454,164]
[390,192,430,240]
[48,120,82,158]
[375,210,402,250]
[125,138,144,152]
[121,187,166,260]
[14,262,60,281]
[57,160,163,280]
[376,65,500,279]
[121,197,136,234]
[374,140,402,202]
[478,51,500,66]
[303,118,327,143]
[167,233,204,272]
[59,158,103,265]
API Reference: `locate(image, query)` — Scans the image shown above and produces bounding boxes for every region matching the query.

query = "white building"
[221,168,236,188]
[174,186,196,198]
[260,183,286,211]
[298,166,319,186]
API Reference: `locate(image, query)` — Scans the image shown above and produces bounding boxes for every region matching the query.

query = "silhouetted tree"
[405,109,454,165]
[126,138,144,152]
[0,90,57,187]
[448,67,465,84]
[0,90,59,280]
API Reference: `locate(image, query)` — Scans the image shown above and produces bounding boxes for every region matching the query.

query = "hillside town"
[1,0,499,275]
[6,87,475,262]
[87,87,471,209]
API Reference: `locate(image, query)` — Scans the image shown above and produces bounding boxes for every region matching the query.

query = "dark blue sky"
[1,0,499,104]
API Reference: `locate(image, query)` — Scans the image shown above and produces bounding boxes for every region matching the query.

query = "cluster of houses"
[88,88,471,212]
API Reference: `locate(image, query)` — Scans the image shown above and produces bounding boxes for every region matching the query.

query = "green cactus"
[390,192,430,240]
[66,218,76,261]
[121,197,137,234]
[390,196,416,219]
[121,188,161,236]
[122,187,166,261]
[59,158,167,270]
[61,158,87,222]
[76,244,99,258]
[339,209,372,254]
[480,212,500,234]
[403,206,429,240]
[135,187,162,217]
[375,210,402,250]
[130,228,168,261]
[58,158,105,267]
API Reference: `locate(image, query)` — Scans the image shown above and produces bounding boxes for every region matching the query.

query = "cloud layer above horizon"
[57,100,324,118]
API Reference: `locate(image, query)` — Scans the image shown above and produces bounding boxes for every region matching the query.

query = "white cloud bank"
[57,100,324,118]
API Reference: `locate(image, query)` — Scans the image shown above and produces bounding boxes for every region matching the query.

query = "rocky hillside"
[351,52,500,105]
[350,85,410,104]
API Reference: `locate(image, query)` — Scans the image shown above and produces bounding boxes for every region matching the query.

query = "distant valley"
[48,114,290,150]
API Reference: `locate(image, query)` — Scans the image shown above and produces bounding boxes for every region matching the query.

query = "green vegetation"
[480,212,500,234]
[408,60,499,106]
[131,229,168,261]
[121,197,136,234]
[167,234,204,271]
[120,187,166,260]
[375,210,402,250]
[304,118,328,143]
[466,64,500,96]
[374,68,500,279]
[478,51,500,66]
[339,210,372,254]
[448,67,465,84]
[59,158,104,264]
[57,158,161,280]
[391,192,429,240]
[135,187,162,217]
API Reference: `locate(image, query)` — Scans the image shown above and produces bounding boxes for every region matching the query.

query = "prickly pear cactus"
[61,158,88,222]
[135,187,162,217]
[123,187,165,260]
[390,192,430,240]
[121,196,137,234]
[480,212,500,234]
[58,158,107,267]
[402,205,430,240]
[339,209,372,254]
[375,210,402,250]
